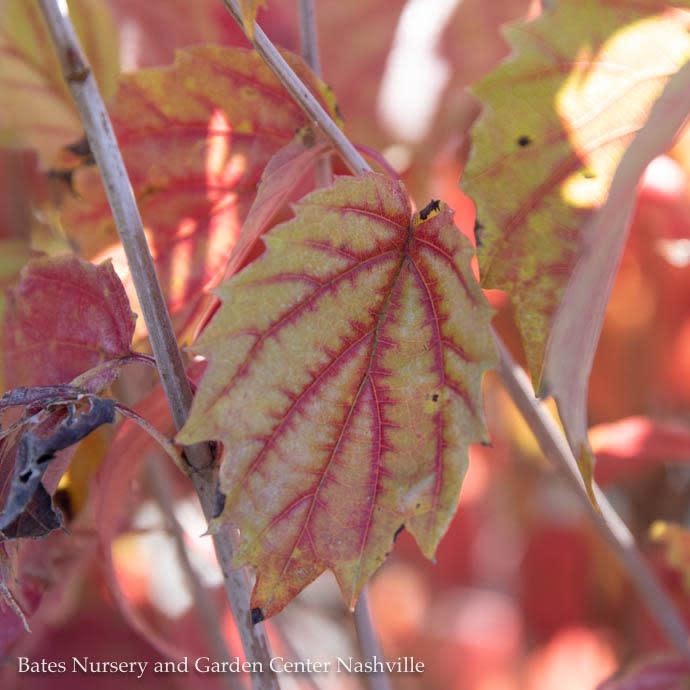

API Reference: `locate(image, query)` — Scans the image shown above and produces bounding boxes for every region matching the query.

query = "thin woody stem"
[222,0,369,175]
[221,0,690,659]
[296,0,332,187]
[38,2,279,688]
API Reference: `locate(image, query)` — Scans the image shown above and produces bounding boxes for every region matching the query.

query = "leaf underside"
[179,173,496,617]
[462,0,690,385]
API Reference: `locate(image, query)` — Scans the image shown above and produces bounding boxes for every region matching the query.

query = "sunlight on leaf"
[462,0,690,385]
[59,45,339,342]
[178,173,496,618]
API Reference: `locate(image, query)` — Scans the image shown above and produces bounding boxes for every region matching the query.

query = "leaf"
[598,656,690,690]
[0,0,119,163]
[238,0,266,38]
[3,255,136,388]
[222,126,330,281]
[462,0,690,385]
[591,416,690,485]
[542,59,690,492]
[60,45,339,340]
[0,394,116,538]
[178,173,496,618]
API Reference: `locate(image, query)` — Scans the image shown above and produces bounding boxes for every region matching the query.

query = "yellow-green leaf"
[0,0,119,163]
[462,0,690,385]
[178,173,496,618]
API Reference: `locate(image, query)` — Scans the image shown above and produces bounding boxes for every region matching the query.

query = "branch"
[38,2,279,688]
[221,0,690,660]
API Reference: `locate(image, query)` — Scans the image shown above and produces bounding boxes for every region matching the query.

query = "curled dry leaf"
[3,254,136,388]
[0,393,116,539]
[0,0,119,164]
[179,173,496,618]
[462,0,690,386]
[59,45,339,340]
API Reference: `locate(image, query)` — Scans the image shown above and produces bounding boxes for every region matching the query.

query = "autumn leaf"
[3,255,136,388]
[0,0,119,164]
[542,59,690,493]
[178,173,496,618]
[462,0,690,385]
[591,416,690,486]
[60,45,339,341]
[221,126,330,282]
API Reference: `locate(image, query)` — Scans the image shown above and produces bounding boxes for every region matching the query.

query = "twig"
[354,589,393,690]
[146,459,242,690]
[297,0,321,77]
[38,2,279,688]
[220,0,690,659]
[222,0,369,176]
[296,0,332,187]
[496,339,690,657]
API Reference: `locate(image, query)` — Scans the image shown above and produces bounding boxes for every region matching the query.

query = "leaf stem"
[38,1,279,687]
[220,0,690,659]
[296,0,332,187]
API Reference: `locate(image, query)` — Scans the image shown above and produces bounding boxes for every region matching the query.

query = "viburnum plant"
[2,1,690,689]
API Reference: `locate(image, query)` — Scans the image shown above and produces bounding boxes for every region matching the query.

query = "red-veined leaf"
[178,173,496,618]
[59,45,339,341]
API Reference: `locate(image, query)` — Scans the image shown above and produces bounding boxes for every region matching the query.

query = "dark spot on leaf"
[415,502,421,509]
[251,607,265,625]
[431,393,439,402]
[517,135,532,147]
[419,199,441,221]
